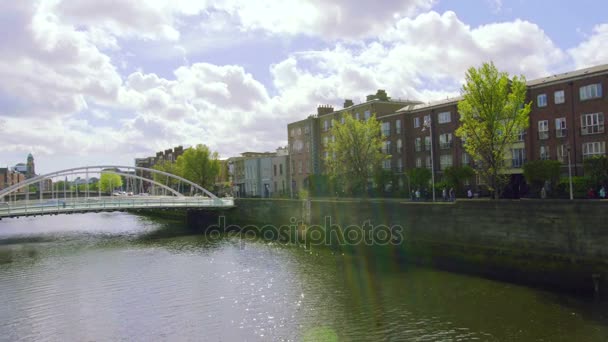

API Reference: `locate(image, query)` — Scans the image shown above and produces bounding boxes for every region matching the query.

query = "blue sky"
[0,0,606,174]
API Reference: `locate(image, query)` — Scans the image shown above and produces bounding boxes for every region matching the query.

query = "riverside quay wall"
[188,198,608,296]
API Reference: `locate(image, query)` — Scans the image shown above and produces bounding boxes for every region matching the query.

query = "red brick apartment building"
[286,64,608,194]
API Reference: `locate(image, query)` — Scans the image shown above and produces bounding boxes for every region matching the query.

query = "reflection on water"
[0,213,607,341]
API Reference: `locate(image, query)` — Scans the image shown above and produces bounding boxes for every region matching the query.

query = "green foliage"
[456,62,532,198]
[583,156,608,187]
[325,114,387,195]
[557,176,593,199]
[175,144,220,189]
[99,173,123,193]
[307,175,340,197]
[443,166,474,195]
[407,168,431,190]
[523,160,561,195]
[373,169,397,196]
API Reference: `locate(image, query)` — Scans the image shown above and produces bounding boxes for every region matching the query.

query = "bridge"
[0,165,234,219]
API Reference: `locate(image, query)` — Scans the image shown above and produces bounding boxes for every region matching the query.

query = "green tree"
[175,144,221,189]
[99,173,123,194]
[407,168,431,191]
[443,166,475,195]
[153,160,181,188]
[326,114,387,195]
[523,160,561,196]
[456,62,532,199]
[583,156,608,187]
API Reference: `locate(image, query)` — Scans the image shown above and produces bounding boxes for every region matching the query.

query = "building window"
[298,160,303,174]
[517,129,526,142]
[537,94,547,108]
[423,115,431,126]
[424,136,431,151]
[304,126,310,134]
[540,145,550,160]
[323,120,329,132]
[580,83,603,101]
[324,151,329,160]
[305,142,310,153]
[340,117,345,124]
[538,120,549,140]
[382,122,391,136]
[512,148,526,168]
[555,117,567,138]
[396,120,402,134]
[557,145,567,163]
[438,111,451,124]
[396,158,403,173]
[279,164,283,175]
[364,110,371,120]
[273,165,277,176]
[413,117,420,128]
[382,141,391,154]
[581,112,605,135]
[425,156,432,169]
[415,137,422,152]
[583,142,606,158]
[355,112,360,120]
[323,136,329,147]
[396,139,402,153]
[462,152,470,166]
[290,129,295,137]
[554,90,565,104]
[439,133,453,149]
[382,159,391,170]
[416,157,422,168]
[297,128,301,135]
[439,154,453,170]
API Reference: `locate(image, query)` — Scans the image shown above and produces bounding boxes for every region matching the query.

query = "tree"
[407,168,431,191]
[325,114,387,195]
[175,144,220,190]
[523,160,561,196]
[99,173,123,194]
[443,166,475,195]
[456,62,532,199]
[153,160,181,188]
[583,156,608,187]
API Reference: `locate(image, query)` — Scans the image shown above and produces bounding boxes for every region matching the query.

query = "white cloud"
[569,24,608,69]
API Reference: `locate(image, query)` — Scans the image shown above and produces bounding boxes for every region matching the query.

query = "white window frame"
[555,117,567,138]
[416,157,422,168]
[439,154,453,170]
[583,142,606,158]
[512,148,526,168]
[554,90,565,104]
[364,110,371,120]
[537,93,547,108]
[557,144,567,163]
[580,83,603,101]
[439,133,452,149]
[413,117,420,128]
[381,122,391,137]
[396,120,402,134]
[396,139,402,153]
[538,120,549,140]
[382,159,391,170]
[437,111,451,124]
[540,145,550,160]
[415,137,422,152]
[581,112,605,135]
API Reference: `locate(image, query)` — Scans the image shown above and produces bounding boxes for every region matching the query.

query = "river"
[0,213,606,341]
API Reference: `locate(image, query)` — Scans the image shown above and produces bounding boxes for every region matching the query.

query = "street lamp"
[422,116,436,202]
[567,144,573,200]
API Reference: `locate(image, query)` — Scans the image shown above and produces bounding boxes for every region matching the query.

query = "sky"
[0,0,607,174]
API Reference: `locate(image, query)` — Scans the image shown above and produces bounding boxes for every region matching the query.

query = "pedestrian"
[467,188,473,199]
[449,187,455,201]
[587,188,596,199]
[442,188,447,201]
[600,186,606,199]
[415,189,420,201]
[540,187,546,199]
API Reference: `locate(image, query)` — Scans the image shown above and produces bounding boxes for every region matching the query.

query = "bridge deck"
[0,196,234,219]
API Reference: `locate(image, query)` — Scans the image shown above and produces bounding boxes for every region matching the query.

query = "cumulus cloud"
[569,24,608,69]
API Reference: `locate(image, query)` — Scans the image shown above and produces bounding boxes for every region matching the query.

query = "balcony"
[555,128,567,138]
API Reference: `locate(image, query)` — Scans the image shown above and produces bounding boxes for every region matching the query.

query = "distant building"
[228,148,290,198]
[0,168,26,192]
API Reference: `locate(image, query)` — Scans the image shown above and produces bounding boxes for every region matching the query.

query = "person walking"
[442,188,447,201]
[600,186,606,199]
[467,188,473,199]
[449,187,455,202]
[415,189,421,201]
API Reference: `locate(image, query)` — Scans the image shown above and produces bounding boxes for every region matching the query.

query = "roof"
[396,96,462,113]
[527,63,608,87]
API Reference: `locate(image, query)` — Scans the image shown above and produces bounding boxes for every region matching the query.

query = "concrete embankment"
[186,198,608,297]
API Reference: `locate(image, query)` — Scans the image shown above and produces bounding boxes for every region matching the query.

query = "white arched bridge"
[0,165,234,219]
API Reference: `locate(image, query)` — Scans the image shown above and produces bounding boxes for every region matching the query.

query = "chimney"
[343,99,354,108]
[317,105,334,116]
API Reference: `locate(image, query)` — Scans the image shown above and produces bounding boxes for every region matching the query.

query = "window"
[540,145,550,160]
[382,141,391,154]
[580,83,602,101]
[423,115,431,126]
[355,112,360,120]
[298,160,303,174]
[304,126,310,134]
[413,117,420,128]
[557,145,567,163]
[396,120,402,134]
[297,128,301,135]
[416,157,422,168]
[517,129,526,142]
[291,160,295,175]
[555,117,567,138]
[583,142,606,158]
[323,136,329,147]
[462,152,470,166]
[279,164,283,175]
[439,133,453,149]
[537,94,547,107]
[290,129,295,137]
[538,120,549,140]
[396,139,402,153]
[440,154,453,170]
[424,136,431,151]
[425,156,432,169]
[323,120,329,132]
[581,112,605,135]
[305,142,310,153]
[273,165,277,176]
[438,111,451,124]
[554,90,565,104]
[382,159,391,170]
[512,148,526,168]
[364,110,371,120]
[324,151,329,160]
[396,158,403,173]
[415,137,422,152]
[382,122,391,136]
[341,117,345,124]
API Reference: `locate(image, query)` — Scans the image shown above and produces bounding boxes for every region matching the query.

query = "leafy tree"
[99,173,123,194]
[326,114,387,195]
[407,168,431,191]
[443,166,475,195]
[153,160,181,188]
[583,156,608,187]
[373,169,398,196]
[523,160,561,196]
[456,62,532,199]
[175,144,221,190]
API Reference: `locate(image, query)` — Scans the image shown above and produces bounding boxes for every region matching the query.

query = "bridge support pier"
[186,210,227,233]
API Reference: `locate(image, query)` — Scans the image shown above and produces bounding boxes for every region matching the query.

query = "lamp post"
[422,116,436,202]
[567,145,573,200]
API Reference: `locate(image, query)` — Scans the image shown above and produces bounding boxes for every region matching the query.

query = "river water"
[0,213,607,341]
